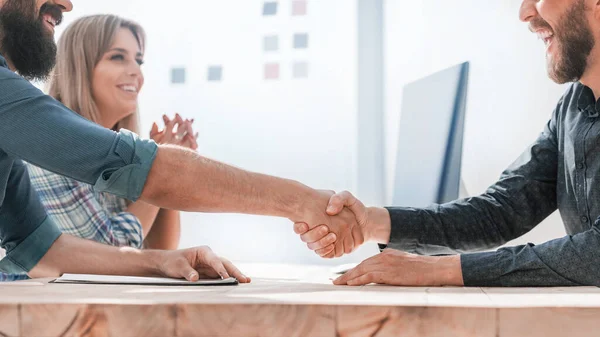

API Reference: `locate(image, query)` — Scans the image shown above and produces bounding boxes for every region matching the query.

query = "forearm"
[144,209,181,250]
[126,200,160,237]
[28,234,160,278]
[384,180,556,255]
[460,223,600,287]
[141,145,315,220]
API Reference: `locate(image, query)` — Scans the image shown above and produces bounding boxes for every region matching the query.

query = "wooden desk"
[1,263,599,337]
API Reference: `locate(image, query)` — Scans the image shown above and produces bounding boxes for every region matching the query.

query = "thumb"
[328,190,363,216]
[178,261,200,282]
[326,193,346,215]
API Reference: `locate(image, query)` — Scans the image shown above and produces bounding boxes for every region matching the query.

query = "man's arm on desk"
[30,233,251,283]
[333,217,600,287]
[318,192,600,287]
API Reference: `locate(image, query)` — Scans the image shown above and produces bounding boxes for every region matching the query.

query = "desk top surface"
[1,263,599,308]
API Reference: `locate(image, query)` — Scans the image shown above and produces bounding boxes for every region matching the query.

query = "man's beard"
[0,0,62,81]
[542,0,595,83]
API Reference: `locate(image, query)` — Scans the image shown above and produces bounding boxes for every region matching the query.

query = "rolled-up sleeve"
[91,129,157,200]
[0,65,157,274]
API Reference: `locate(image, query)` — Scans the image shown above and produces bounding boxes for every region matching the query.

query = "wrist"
[140,249,164,277]
[365,207,391,244]
[283,183,323,221]
[434,255,464,286]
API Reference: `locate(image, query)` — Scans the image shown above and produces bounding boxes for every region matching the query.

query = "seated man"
[0,0,356,281]
[297,0,600,287]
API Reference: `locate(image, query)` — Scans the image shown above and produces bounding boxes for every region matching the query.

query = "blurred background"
[48,0,568,265]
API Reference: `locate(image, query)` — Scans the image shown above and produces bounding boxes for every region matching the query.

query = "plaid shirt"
[0,164,143,281]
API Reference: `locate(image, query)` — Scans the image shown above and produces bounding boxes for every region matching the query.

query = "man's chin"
[547,68,567,84]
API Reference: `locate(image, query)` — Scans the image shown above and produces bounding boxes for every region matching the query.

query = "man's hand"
[294,191,391,258]
[290,190,364,258]
[333,249,463,286]
[156,246,251,283]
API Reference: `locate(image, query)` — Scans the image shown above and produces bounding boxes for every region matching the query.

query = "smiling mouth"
[41,14,57,33]
[118,85,139,94]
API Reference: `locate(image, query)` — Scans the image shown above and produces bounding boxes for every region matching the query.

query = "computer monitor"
[392,62,469,207]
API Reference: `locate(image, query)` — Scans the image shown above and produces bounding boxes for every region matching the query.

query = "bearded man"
[297,0,600,287]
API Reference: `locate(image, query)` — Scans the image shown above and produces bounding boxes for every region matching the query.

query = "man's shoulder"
[0,64,23,81]
[0,65,42,100]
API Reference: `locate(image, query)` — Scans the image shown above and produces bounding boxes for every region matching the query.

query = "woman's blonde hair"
[48,14,146,133]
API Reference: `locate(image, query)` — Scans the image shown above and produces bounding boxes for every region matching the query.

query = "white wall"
[384,0,569,246]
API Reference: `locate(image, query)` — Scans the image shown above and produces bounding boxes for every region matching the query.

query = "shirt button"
[581,216,589,223]
[577,162,585,169]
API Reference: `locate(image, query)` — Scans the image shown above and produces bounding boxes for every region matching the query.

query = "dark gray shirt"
[0,55,158,274]
[385,82,600,287]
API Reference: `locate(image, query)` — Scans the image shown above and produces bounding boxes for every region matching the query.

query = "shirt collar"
[576,83,600,118]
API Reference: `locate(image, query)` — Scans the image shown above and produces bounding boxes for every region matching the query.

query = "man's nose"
[519,0,538,23]
[53,0,73,12]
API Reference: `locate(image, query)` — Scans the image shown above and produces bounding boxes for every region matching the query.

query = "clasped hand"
[291,190,370,258]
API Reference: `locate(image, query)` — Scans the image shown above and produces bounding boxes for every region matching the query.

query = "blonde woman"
[26,15,196,254]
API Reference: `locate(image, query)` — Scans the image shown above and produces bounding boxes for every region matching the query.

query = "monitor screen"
[392,62,469,207]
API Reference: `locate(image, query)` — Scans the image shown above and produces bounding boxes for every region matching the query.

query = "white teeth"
[537,30,553,40]
[120,85,137,93]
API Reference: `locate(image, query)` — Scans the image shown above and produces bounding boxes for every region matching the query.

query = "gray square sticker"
[263,2,278,16]
[208,66,223,81]
[293,33,309,49]
[171,68,186,84]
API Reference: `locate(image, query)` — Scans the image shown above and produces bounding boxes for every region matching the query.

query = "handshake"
[288,190,391,258]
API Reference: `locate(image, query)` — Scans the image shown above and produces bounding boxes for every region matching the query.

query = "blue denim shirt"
[384,82,600,287]
[0,55,158,274]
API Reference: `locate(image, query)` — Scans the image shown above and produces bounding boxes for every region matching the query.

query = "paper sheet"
[52,273,238,286]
